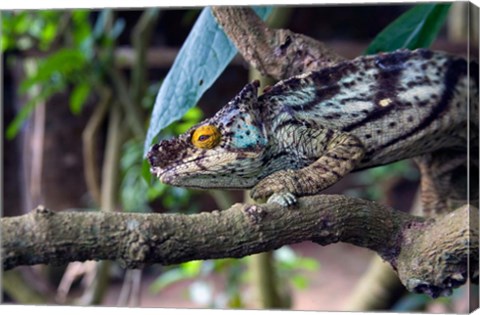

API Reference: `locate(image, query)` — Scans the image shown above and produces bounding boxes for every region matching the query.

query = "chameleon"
[147,48,479,209]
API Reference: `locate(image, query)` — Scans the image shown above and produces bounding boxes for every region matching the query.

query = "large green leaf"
[144,7,273,156]
[365,3,451,54]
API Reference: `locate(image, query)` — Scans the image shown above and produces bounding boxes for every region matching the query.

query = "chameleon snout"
[147,138,188,168]
[147,144,160,165]
[147,142,176,182]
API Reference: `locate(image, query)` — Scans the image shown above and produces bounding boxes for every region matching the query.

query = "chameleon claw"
[267,192,297,207]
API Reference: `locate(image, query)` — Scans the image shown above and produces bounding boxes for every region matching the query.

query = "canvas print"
[2,2,479,312]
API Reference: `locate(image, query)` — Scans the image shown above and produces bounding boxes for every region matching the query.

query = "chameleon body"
[148,49,479,207]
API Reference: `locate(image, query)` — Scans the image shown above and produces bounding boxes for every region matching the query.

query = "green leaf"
[144,6,273,156]
[39,21,57,50]
[1,35,12,52]
[69,83,90,114]
[20,49,86,92]
[181,260,203,277]
[11,12,30,34]
[146,183,167,201]
[141,158,153,183]
[174,106,204,134]
[296,258,320,272]
[72,10,90,23]
[72,11,93,49]
[1,12,29,51]
[365,3,451,54]
[291,275,309,290]
[182,106,203,122]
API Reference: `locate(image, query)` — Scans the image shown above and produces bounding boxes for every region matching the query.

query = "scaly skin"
[147,49,479,209]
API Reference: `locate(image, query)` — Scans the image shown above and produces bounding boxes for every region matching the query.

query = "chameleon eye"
[198,135,210,141]
[191,125,221,149]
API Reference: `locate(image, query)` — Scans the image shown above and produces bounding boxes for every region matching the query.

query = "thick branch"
[397,204,479,296]
[2,195,476,297]
[211,7,344,80]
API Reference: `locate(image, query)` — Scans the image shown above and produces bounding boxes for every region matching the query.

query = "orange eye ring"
[191,125,221,149]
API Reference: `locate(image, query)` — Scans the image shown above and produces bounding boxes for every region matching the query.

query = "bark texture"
[211,7,345,80]
[2,196,477,298]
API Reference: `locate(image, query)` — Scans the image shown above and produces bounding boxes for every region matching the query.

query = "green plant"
[4,10,125,139]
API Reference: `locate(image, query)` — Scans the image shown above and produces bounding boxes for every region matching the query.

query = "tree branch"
[211,6,344,80]
[82,87,112,206]
[2,195,476,298]
[130,8,160,105]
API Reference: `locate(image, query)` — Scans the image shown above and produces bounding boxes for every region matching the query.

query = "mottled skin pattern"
[148,49,479,210]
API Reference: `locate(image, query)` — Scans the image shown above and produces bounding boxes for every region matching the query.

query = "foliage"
[347,160,419,201]
[273,246,320,290]
[365,3,451,54]
[2,10,63,51]
[4,10,125,139]
[149,247,319,308]
[3,9,204,213]
[143,6,273,156]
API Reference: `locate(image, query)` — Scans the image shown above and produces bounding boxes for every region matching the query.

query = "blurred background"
[2,3,479,312]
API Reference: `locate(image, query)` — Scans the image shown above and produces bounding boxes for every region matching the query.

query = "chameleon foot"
[267,192,297,207]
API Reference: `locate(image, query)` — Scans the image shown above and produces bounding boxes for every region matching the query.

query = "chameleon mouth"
[150,166,181,185]
[149,154,233,183]
[150,164,187,181]
[149,154,207,175]
[150,166,166,178]
[149,150,263,186]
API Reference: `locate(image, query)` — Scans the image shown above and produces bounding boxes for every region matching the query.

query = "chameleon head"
[147,81,269,189]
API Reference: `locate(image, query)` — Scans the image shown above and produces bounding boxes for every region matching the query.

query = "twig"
[24,59,45,208]
[109,67,145,139]
[100,104,124,212]
[81,87,112,206]
[130,8,160,105]
[78,102,125,305]
[117,269,142,306]
[2,196,476,298]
